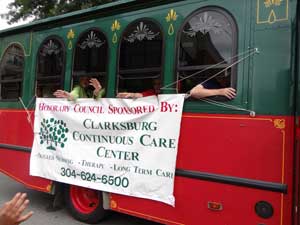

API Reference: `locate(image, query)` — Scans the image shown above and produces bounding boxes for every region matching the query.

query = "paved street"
[0,173,161,225]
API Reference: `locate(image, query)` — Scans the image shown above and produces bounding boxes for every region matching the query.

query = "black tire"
[64,185,106,224]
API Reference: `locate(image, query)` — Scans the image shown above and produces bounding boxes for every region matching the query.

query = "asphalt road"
[0,173,161,225]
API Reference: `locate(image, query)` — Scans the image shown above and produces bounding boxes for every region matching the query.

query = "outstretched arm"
[116,92,143,98]
[53,90,75,101]
[89,78,103,98]
[53,85,81,100]
[0,193,33,225]
[190,84,236,99]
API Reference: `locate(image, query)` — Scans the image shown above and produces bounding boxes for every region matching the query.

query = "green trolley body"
[0,0,299,224]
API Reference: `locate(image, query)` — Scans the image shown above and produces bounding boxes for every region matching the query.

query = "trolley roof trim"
[0,0,182,37]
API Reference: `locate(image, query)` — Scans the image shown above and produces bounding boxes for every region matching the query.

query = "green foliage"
[1,0,115,24]
[39,117,69,150]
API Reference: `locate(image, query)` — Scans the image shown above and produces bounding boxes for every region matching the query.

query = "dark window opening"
[73,29,108,92]
[177,9,237,99]
[36,37,65,97]
[118,20,163,93]
[0,44,24,100]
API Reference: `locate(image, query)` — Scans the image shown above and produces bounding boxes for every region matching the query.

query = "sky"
[0,0,31,30]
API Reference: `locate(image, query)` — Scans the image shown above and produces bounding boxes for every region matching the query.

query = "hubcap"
[70,185,100,214]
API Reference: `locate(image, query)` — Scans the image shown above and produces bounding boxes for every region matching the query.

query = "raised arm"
[190,84,236,100]
[89,78,104,99]
[0,193,33,225]
[116,92,143,98]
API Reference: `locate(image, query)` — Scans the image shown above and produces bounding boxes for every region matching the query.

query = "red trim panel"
[0,110,294,224]
[0,109,52,193]
[110,113,294,225]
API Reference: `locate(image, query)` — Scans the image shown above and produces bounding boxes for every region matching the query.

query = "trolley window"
[177,8,237,99]
[36,36,66,97]
[0,44,24,100]
[73,28,108,92]
[117,19,163,94]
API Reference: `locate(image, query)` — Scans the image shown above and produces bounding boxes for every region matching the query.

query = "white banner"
[30,94,184,205]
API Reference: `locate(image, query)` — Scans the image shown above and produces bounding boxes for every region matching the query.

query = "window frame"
[175,7,239,97]
[72,27,109,91]
[35,35,66,97]
[116,18,165,94]
[0,43,25,102]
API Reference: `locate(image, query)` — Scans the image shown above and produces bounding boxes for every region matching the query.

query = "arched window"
[36,36,65,97]
[73,29,108,92]
[177,8,237,97]
[118,19,163,94]
[0,44,24,100]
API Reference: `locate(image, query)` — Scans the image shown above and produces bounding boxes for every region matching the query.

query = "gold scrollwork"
[166,9,178,36]
[166,9,177,22]
[264,0,283,8]
[274,119,285,129]
[67,29,75,50]
[257,0,288,24]
[111,20,121,44]
[111,20,121,32]
[67,29,75,39]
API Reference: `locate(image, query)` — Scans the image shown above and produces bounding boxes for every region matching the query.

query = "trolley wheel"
[64,185,106,224]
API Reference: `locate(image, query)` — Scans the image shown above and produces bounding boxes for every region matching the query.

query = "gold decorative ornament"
[67,29,75,39]
[274,119,285,129]
[67,29,75,50]
[264,0,283,8]
[111,20,121,44]
[111,20,121,32]
[257,0,288,24]
[166,9,177,22]
[165,9,178,36]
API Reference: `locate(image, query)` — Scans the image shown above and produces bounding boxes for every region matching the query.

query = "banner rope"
[197,98,256,117]
[160,48,258,91]
[18,96,35,131]
[180,48,258,116]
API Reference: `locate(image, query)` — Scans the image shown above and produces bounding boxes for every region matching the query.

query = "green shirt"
[70,85,105,100]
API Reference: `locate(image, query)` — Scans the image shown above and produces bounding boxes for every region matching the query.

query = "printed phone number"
[60,167,129,188]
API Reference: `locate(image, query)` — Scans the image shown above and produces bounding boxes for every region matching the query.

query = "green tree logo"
[39,118,69,150]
